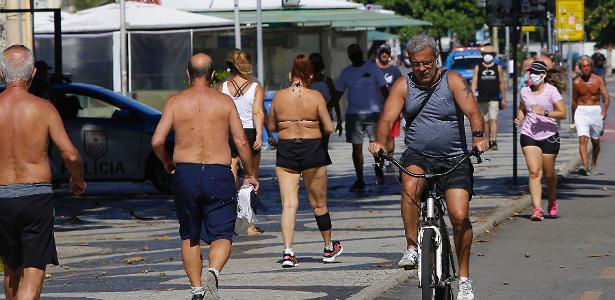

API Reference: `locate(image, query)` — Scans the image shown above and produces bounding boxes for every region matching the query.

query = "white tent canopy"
[160,0,362,12]
[35,1,233,34]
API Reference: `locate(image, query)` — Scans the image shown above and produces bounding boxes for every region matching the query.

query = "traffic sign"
[556,0,584,41]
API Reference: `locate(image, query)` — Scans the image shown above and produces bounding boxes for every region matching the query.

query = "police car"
[47,82,172,193]
[444,47,505,83]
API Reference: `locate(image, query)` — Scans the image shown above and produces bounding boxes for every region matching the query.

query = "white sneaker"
[397,247,418,269]
[457,277,475,300]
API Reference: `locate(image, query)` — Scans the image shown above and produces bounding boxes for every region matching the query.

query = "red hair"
[291,54,313,85]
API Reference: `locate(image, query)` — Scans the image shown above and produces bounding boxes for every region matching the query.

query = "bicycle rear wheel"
[421,228,435,300]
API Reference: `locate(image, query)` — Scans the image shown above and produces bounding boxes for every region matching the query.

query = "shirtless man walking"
[151,53,258,300]
[573,55,610,175]
[0,45,86,300]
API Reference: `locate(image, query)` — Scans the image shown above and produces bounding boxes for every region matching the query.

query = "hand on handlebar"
[472,136,489,153]
[368,141,386,156]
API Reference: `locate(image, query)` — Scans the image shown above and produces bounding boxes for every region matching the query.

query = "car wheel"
[146,156,172,194]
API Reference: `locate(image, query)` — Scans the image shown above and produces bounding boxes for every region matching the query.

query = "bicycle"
[377,149,484,300]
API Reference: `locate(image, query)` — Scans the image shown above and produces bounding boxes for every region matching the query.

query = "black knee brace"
[315,212,332,231]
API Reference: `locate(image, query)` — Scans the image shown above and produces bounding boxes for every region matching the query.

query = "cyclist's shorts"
[400,149,474,199]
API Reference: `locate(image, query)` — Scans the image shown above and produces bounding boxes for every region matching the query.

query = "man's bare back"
[0,84,82,187]
[167,87,241,165]
[573,73,605,106]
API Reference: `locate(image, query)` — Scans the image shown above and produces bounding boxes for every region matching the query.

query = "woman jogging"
[267,54,342,268]
[514,61,567,221]
[218,50,266,235]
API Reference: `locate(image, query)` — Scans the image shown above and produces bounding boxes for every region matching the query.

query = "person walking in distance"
[218,50,266,236]
[151,53,259,300]
[309,52,343,141]
[331,44,389,191]
[374,44,403,170]
[267,55,342,268]
[572,56,610,176]
[368,33,488,300]
[471,46,507,150]
[0,45,86,300]
[514,61,567,221]
[591,46,607,79]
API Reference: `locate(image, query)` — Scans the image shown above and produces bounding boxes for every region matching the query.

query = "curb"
[348,152,582,300]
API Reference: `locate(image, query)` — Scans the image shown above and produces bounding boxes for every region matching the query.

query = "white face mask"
[529,73,544,86]
[483,54,494,63]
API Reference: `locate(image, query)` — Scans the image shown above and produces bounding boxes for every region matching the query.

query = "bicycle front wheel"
[421,228,435,300]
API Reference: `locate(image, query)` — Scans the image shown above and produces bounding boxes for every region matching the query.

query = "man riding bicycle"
[368,33,488,300]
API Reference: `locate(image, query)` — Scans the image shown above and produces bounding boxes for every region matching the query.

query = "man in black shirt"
[471,46,506,150]
[591,46,607,79]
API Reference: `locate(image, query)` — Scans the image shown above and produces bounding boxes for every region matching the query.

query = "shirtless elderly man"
[151,53,258,300]
[0,45,86,300]
[572,55,610,176]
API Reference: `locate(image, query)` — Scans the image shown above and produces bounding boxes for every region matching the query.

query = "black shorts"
[0,193,59,270]
[173,163,237,244]
[520,133,560,154]
[276,138,332,172]
[229,128,261,157]
[401,149,474,199]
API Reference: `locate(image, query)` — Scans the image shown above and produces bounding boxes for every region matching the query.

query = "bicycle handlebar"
[377,149,483,179]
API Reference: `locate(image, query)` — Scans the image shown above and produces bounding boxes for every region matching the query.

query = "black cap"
[377,44,391,55]
[527,61,548,73]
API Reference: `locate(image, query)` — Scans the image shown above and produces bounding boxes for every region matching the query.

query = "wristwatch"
[472,130,484,137]
[543,111,549,117]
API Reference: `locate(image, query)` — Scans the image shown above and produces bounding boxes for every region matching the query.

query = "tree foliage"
[585,0,615,46]
[357,0,484,43]
[68,0,113,11]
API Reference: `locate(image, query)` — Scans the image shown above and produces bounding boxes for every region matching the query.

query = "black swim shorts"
[229,128,261,157]
[0,191,59,270]
[276,138,332,172]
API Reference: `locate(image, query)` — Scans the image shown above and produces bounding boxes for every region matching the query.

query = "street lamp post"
[234,0,241,49]
[256,0,264,85]
[120,0,127,96]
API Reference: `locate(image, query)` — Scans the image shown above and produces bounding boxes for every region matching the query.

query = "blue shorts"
[173,163,237,244]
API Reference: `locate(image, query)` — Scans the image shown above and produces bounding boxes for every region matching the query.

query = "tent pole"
[234,0,241,49]
[120,0,128,96]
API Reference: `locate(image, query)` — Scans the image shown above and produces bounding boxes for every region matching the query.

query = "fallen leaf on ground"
[44,273,52,279]
[76,243,89,246]
[485,229,490,234]
[477,253,485,256]
[602,187,608,191]
[559,266,565,268]
[155,235,170,241]
[588,254,603,258]
[159,272,166,276]
[476,239,491,243]
[502,282,509,285]
[524,252,530,258]
[356,225,364,229]
[122,256,146,264]
[99,272,107,276]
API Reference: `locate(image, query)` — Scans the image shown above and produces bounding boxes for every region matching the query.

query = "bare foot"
[246,225,264,236]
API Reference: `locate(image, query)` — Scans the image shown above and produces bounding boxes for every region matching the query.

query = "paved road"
[0,81,596,300]
[378,84,615,300]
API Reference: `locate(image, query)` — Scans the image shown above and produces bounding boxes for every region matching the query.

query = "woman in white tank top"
[217,50,266,235]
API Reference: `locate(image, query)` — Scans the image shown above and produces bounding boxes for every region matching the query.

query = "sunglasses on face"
[409,59,435,68]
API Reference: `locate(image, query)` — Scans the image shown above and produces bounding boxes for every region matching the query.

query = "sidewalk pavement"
[1,109,582,299]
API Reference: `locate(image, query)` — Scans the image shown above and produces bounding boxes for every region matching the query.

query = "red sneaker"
[547,199,558,217]
[530,208,544,221]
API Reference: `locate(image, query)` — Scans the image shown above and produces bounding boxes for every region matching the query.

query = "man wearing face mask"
[471,46,506,150]
[332,44,389,192]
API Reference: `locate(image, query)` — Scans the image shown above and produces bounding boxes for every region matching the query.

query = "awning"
[368,30,399,41]
[203,8,431,28]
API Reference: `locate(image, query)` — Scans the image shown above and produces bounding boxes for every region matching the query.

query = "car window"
[65,93,119,119]
[451,58,483,69]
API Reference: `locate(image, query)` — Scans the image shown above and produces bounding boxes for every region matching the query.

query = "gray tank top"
[404,69,468,157]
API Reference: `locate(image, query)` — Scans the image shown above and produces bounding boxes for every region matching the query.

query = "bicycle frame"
[377,149,482,294]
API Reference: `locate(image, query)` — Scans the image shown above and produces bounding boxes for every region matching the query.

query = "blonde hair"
[233,51,252,77]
